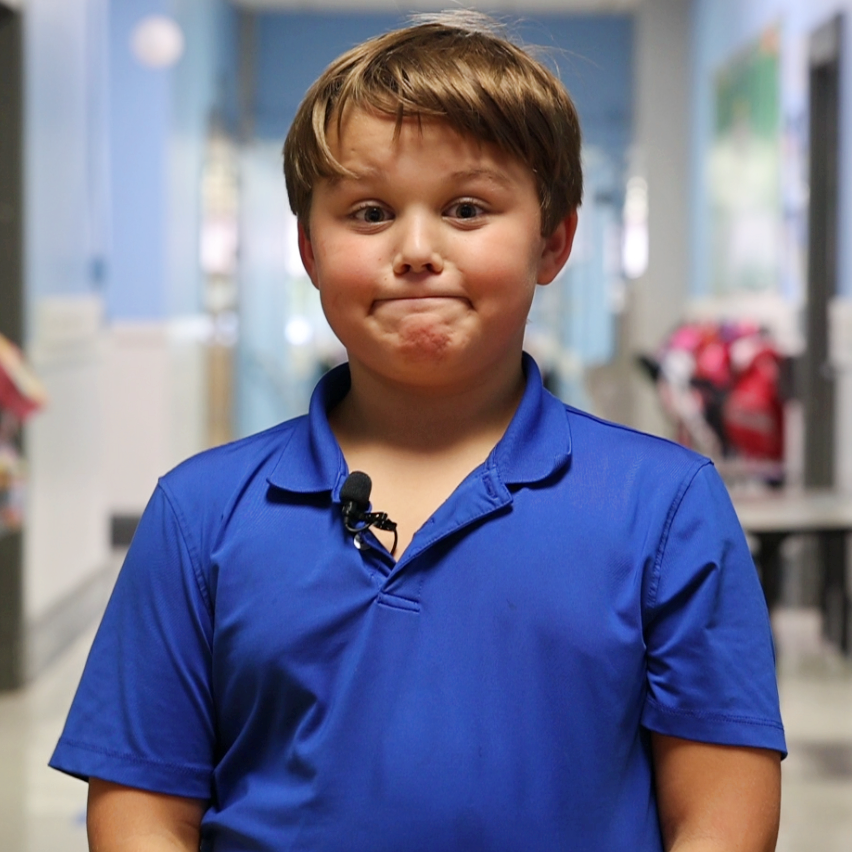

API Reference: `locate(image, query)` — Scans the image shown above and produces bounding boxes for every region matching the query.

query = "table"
[732,489,852,654]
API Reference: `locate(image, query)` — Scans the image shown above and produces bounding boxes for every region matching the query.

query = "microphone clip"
[343,507,398,554]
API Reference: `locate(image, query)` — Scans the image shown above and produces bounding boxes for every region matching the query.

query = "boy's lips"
[370,296,473,322]
[373,295,469,311]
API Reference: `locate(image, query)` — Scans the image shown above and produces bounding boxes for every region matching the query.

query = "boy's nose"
[392,213,444,275]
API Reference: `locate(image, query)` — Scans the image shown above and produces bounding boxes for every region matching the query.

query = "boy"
[51,13,785,851]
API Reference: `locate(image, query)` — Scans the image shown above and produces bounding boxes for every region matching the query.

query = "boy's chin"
[344,327,460,371]
[392,327,457,363]
[350,343,522,391]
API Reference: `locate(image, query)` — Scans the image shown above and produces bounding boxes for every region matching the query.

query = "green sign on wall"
[709,27,781,295]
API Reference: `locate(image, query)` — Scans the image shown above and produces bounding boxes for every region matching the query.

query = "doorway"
[804,14,843,488]
[0,3,24,690]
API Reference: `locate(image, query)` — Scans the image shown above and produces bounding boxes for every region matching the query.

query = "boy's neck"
[329,356,527,455]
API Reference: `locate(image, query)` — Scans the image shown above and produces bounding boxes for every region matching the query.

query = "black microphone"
[341,471,372,533]
[340,471,398,553]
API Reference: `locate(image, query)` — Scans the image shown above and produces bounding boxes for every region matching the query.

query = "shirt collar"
[493,353,573,486]
[267,353,572,496]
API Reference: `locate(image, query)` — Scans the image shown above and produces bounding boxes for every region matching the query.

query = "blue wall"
[108,0,237,320]
[166,0,238,317]
[25,0,108,320]
[108,0,172,320]
[690,0,852,299]
[24,0,237,327]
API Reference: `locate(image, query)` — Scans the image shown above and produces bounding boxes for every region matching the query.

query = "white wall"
[22,0,111,622]
[830,297,852,493]
[104,318,209,516]
[624,0,691,436]
[24,297,107,621]
[24,303,210,621]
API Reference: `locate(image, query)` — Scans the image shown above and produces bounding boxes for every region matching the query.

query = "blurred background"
[0,0,851,849]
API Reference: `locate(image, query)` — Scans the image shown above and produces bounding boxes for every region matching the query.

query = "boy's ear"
[537,210,579,285]
[297,221,319,288]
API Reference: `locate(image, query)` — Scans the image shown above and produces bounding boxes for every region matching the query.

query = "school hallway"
[3,0,852,848]
[1,592,850,851]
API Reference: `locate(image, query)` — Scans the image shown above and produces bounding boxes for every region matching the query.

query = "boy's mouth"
[372,296,471,316]
[375,295,468,306]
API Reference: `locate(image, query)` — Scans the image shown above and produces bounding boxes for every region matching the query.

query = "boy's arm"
[87,777,205,851]
[652,733,781,852]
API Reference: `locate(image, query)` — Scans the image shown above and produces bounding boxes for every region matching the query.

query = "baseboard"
[0,530,23,691]
[110,514,141,547]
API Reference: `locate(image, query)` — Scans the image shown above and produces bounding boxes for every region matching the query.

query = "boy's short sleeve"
[640,463,786,755]
[49,482,215,798]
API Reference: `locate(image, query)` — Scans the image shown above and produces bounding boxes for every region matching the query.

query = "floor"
[0,606,850,850]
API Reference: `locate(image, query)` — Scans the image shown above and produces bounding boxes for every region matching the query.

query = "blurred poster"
[709,27,782,295]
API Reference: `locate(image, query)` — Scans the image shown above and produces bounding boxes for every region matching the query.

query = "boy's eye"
[446,200,485,220]
[353,205,392,224]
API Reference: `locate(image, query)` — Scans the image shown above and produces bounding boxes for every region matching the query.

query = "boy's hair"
[283,12,583,236]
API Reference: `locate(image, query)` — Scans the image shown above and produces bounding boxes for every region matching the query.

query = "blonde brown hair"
[283,12,583,236]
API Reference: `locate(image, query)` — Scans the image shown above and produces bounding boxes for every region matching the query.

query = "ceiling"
[2,0,643,16]
[229,0,640,12]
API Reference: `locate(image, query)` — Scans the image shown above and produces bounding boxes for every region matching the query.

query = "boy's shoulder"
[564,401,706,462]
[156,415,307,521]
[560,400,713,488]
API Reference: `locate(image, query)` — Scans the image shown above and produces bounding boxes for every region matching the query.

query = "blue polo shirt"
[51,355,785,851]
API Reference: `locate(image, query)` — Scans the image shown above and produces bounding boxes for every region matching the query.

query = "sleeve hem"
[641,697,788,758]
[49,738,212,799]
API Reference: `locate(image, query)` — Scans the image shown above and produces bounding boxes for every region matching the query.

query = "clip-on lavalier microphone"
[340,471,398,554]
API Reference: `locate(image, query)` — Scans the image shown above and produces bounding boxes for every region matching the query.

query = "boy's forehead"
[329,106,460,149]
[326,107,529,184]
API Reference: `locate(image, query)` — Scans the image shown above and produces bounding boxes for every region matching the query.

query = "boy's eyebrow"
[322,167,380,189]
[447,167,514,187]
[326,165,515,190]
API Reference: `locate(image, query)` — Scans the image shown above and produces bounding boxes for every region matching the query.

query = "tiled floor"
[772,609,852,851]
[1,606,850,851]
[0,620,92,851]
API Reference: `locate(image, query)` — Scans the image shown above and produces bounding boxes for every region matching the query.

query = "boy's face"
[299,108,576,393]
